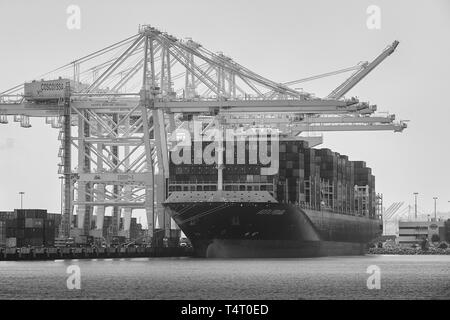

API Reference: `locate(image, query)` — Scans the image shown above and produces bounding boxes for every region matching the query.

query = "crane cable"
[0,34,139,96]
[283,63,367,86]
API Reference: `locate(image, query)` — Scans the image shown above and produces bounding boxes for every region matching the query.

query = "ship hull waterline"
[164,201,382,258]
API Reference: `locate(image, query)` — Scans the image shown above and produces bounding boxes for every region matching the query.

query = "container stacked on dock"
[44,220,55,247]
[46,213,62,238]
[0,220,5,247]
[15,210,47,247]
[0,210,56,248]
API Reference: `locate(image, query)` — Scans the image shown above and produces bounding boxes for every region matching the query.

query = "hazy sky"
[0,0,449,224]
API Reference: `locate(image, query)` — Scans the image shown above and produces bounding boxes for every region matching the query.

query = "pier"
[0,246,193,261]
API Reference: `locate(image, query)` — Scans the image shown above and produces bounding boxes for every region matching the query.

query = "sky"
[0,0,449,225]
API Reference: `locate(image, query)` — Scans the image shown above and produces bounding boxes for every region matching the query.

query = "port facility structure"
[0,25,406,244]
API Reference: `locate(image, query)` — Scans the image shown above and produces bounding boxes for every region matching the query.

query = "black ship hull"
[165,201,382,258]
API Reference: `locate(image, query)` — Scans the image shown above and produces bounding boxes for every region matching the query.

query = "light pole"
[19,192,25,209]
[413,192,418,220]
[433,197,438,221]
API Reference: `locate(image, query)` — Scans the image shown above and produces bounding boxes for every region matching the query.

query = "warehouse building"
[398,219,449,247]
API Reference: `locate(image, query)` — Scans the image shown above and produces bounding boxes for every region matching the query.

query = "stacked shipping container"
[277,140,307,204]
[353,162,376,217]
[168,139,376,217]
[311,149,357,214]
[303,148,321,209]
[0,210,56,247]
[0,220,5,247]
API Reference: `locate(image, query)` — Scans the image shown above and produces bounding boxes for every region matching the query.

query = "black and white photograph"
[0,0,449,309]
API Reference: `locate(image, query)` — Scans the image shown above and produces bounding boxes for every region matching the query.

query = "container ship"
[164,137,382,258]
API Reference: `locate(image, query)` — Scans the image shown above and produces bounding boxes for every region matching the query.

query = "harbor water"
[0,255,449,300]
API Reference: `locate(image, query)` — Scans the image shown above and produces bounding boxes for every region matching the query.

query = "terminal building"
[398,219,449,247]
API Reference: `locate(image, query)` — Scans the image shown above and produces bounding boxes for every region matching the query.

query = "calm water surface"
[0,255,449,299]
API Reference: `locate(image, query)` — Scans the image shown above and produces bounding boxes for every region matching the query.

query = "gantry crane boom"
[0,96,367,117]
[219,113,406,133]
[327,40,399,100]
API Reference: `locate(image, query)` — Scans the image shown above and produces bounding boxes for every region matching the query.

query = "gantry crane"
[0,25,406,244]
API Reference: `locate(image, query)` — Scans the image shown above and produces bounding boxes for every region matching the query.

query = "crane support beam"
[222,115,395,125]
[0,98,361,116]
[73,201,145,208]
[294,123,406,132]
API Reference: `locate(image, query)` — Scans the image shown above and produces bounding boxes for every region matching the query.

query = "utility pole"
[19,191,25,209]
[413,192,418,220]
[433,197,438,221]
